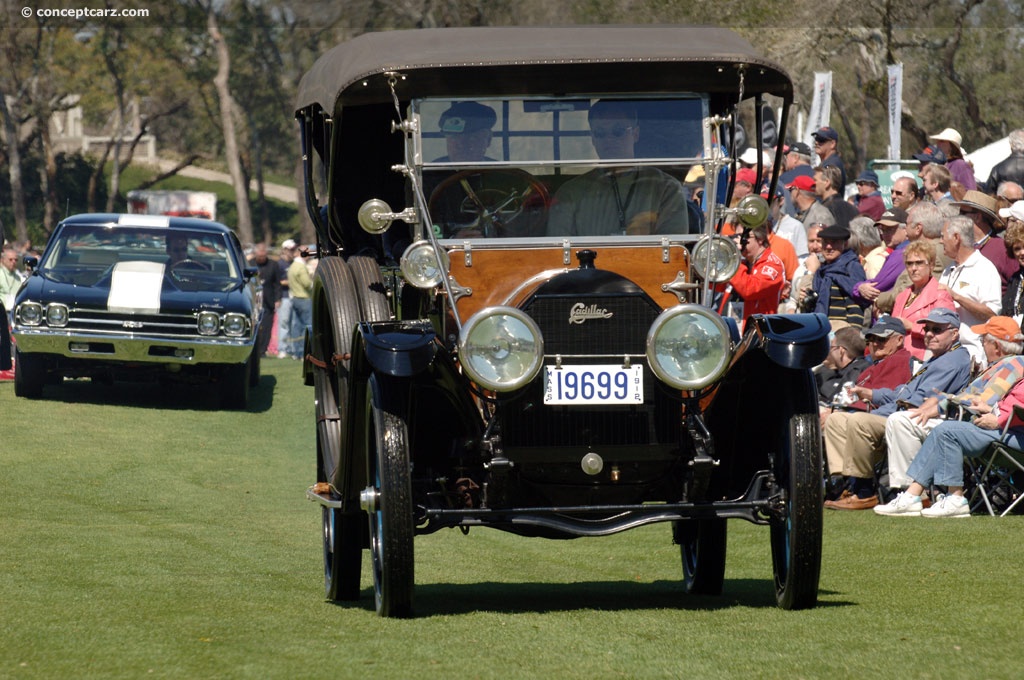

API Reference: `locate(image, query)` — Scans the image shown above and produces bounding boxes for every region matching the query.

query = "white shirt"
[939,250,1002,364]
[774,213,809,264]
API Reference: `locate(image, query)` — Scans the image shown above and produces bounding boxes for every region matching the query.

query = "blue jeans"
[277,296,293,356]
[289,297,312,359]
[907,420,1024,487]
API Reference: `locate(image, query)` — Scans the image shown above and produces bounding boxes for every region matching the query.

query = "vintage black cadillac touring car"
[12,213,262,408]
[296,25,830,617]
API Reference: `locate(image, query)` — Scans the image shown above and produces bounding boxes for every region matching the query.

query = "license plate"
[543,364,644,405]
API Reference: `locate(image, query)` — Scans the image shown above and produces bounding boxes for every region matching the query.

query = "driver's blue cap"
[439,101,497,134]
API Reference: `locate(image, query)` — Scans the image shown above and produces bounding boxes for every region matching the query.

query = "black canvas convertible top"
[296,25,792,112]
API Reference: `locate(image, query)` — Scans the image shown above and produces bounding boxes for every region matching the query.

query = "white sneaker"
[276,351,287,359]
[873,491,923,516]
[921,493,970,518]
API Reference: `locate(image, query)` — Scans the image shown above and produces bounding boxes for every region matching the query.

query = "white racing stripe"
[107,261,166,314]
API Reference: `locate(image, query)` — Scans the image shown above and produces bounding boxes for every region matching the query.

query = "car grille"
[62,307,202,338]
[500,292,681,448]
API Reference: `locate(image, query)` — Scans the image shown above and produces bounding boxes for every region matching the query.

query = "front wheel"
[13,349,45,399]
[675,518,727,595]
[770,412,823,610]
[365,377,414,618]
[221,359,250,410]
[323,507,363,601]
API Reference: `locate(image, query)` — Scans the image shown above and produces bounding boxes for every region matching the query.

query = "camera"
[798,289,818,313]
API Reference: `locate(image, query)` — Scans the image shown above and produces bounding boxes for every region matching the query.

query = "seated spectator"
[816,165,859,230]
[883,316,1024,495]
[806,224,868,328]
[855,208,912,306]
[822,317,913,499]
[1000,204,1024,324]
[938,215,1002,366]
[954,190,1016,291]
[892,239,955,361]
[850,216,887,279]
[875,374,1024,517]
[822,307,971,510]
[928,127,977,191]
[780,224,823,313]
[850,170,885,221]
[815,326,871,408]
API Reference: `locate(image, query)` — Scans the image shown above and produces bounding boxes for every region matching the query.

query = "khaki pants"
[823,411,888,478]
[884,410,945,489]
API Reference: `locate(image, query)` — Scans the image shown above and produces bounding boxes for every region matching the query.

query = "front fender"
[355,320,438,377]
[745,313,830,369]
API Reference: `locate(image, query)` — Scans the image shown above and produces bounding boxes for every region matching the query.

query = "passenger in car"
[547,100,690,236]
[433,101,497,163]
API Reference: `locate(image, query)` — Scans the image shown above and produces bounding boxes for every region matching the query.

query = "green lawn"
[1,360,1021,679]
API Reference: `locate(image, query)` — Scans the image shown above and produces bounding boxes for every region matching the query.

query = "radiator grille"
[500,292,681,448]
[64,308,202,338]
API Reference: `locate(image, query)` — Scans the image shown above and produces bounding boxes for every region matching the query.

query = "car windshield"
[416,96,708,240]
[40,224,242,292]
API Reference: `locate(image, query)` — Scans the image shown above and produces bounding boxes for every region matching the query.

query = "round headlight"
[17,302,43,326]
[45,303,69,327]
[222,313,247,337]
[459,306,543,392]
[400,240,449,289]
[691,235,741,283]
[197,311,221,336]
[646,304,732,391]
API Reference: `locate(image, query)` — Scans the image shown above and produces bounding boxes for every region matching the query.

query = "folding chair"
[966,405,1024,517]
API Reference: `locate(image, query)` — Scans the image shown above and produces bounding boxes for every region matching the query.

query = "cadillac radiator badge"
[568,302,613,324]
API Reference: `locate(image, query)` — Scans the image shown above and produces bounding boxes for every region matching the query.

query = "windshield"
[41,224,243,293]
[416,96,708,240]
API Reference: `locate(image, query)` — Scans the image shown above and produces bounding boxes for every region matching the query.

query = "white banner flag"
[887,63,904,160]
[804,72,832,151]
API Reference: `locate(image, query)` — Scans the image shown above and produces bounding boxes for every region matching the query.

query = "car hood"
[17,272,252,314]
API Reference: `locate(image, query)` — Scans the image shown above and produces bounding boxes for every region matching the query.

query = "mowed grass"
[2,359,1023,679]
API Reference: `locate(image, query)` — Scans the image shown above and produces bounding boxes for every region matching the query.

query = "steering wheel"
[427,168,550,238]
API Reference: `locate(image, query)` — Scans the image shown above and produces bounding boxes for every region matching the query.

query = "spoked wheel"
[363,376,414,618]
[770,412,823,610]
[674,518,727,595]
[428,168,549,238]
[312,257,364,600]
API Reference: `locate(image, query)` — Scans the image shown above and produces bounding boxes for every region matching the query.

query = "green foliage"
[1,359,1023,678]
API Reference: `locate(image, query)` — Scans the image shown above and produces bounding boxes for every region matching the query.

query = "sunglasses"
[591,125,634,140]
[922,324,952,334]
[891,189,908,196]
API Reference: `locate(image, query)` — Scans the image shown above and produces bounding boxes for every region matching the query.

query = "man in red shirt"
[729,225,786,327]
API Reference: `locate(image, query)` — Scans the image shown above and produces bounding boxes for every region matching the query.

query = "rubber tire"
[347,254,391,322]
[322,506,363,601]
[221,358,250,410]
[248,348,261,388]
[675,518,727,595]
[13,349,45,399]
[312,257,362,491]
[366,378,415,618]
[312,257,365,601]
[770,412,823,610]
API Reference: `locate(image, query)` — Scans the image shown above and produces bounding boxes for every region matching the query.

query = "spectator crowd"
[723,125,1024,517]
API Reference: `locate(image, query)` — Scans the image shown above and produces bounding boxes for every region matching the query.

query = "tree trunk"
[39,117,58,234]
[0,92,29,242]
[208,8,253,244]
